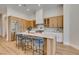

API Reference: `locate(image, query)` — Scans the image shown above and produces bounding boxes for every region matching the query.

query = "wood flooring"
[0,37,79,55]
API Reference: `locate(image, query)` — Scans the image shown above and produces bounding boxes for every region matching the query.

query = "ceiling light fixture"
[18,4,22,6]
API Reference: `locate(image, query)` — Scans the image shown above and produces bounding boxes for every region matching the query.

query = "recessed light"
[18,4,22,6]
[26,9,30,11]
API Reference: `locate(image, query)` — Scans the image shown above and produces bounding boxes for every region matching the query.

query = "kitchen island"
[16,32,56,55]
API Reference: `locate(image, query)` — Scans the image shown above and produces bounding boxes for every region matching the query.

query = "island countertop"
[16,32,56,40]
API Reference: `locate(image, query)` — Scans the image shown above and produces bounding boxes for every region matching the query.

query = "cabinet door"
[57,16,63,27]
[53,17,57,27]
[27,21,32,27]
[49,17,57,28]
[49,18,54,28]
[26,20,36,28]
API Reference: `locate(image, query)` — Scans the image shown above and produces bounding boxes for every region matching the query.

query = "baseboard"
[64,42,79,50]
[69,44,79,50]
[63,42,70,45]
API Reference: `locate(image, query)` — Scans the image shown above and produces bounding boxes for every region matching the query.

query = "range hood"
[36,9,44,24]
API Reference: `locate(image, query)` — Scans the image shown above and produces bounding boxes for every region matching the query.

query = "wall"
[63,5,70,45]
[64,4,79,49]
[0,5,7,37]
[69,5,79,49]
[44,5,63,18]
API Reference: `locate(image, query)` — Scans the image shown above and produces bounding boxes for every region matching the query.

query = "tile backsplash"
[31,27,63,34]
[44,28,63,32]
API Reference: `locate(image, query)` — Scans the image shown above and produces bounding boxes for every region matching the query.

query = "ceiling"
[6,4,62,14]
[0,4,63,16]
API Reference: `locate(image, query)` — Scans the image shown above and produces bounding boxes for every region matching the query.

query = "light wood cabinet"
[44,16,63,28]
[49,17,57,28]
[27,20,36,28]
[57,16,63,28]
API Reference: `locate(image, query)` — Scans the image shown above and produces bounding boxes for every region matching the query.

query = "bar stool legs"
[16,35,45,55]
[33,37,45,55]
[23,36,33,54]
[16,34,23,49]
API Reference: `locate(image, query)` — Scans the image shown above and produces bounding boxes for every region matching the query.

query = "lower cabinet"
[56,33,63,43]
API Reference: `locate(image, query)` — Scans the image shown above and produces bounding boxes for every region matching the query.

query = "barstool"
[22,35,33,54]
[33,37,45,55]
[16,34,23,49]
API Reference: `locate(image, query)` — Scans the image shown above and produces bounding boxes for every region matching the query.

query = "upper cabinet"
[44,16,63,28]
[57,16,63,28]
[49,16,57,28]
[8,16,36,32]
[28,20,36,28]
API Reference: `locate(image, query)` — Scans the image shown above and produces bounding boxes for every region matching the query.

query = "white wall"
[44,5,63,18]
[69,5,79,49]
[63,5,70,45]
[64,4,79,49]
